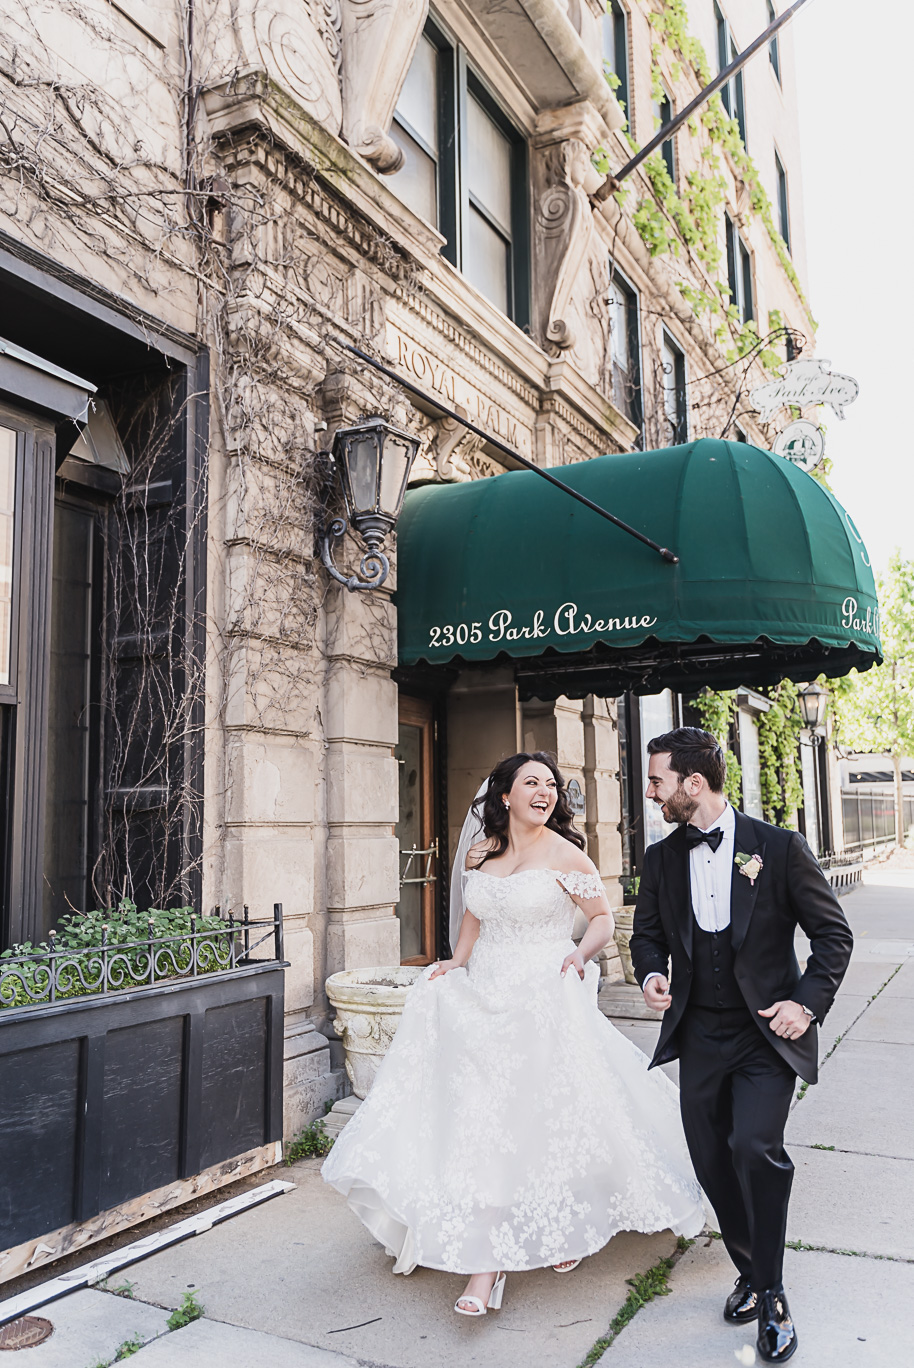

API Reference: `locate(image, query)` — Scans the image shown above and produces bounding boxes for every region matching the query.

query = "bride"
[322,751,705,1315]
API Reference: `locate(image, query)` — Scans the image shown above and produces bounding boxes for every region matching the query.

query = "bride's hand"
[560,950,586,980]
[429,959,461,980]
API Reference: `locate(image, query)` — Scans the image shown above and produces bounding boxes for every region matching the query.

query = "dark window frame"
[391,16,530,328]
[607,265,643,438]
[460,64,530,327]
[768,1,782,84]
[715,3,748,148]
[725,215,755,325]
[43,482,108,929]
[661,331,688,445]
[775,148,791,252]
[603,0,630,124]
[0,413,27,709]
[653,81,676,183]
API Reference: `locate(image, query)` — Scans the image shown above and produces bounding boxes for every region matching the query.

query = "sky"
[792,0,914,575]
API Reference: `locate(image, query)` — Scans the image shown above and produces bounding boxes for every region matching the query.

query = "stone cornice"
[203,70,445,267]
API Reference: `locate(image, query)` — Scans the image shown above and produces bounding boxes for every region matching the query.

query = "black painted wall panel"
[200,997,268,1170]
[0,1039,80,1246]
[100,1016,184,1210]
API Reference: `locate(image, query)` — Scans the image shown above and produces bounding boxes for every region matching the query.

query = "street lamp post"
[320,415,422,592]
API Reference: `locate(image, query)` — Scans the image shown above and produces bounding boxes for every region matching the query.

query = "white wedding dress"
[322,867,705,1274]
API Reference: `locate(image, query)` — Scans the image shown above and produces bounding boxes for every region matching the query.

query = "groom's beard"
[657,786,698,825]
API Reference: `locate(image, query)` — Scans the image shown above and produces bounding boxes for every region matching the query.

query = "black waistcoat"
[689,921,745,1009]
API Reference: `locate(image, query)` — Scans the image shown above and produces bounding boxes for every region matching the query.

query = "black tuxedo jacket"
[630,810,853,1084]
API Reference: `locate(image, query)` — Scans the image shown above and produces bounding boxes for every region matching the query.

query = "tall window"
[775,150,791,252]
[652,81,675,182]
[726,216,754,324]
[465,88,517,314]
[767,1,781,84]
[661,333,687,445]
[715,4,747,148]
[390,32,442,229]
[390,19,529,325]
[603,1,630,122]
[607,269,642,432]
[43,497,99,928]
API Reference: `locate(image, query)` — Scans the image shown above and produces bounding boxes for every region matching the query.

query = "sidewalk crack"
[792,961,904,1106]
[578,1236,691,1364]
[786,1239,914,1265]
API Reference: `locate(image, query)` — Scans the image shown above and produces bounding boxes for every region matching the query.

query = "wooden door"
[395,695,438,965]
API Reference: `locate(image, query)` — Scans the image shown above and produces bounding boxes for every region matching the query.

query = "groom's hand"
[643,975,672,1012]
[758,1000,811,1040]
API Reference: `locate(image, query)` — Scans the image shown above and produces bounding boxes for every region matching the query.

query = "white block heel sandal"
[454,1273,507,1316]
[553,1259,582,1273]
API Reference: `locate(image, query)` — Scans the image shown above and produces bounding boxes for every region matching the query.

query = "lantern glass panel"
[345,433,381,514]
[799,686,827,730]
[379,435,414,518]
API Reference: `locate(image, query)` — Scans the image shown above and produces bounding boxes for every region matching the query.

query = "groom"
[631,727,852,1363]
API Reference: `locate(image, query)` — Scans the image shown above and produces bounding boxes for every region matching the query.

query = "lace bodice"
[465,867,603,946]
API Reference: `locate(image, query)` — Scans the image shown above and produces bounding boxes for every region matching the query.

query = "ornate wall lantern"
[798,681,829,733]
[320,416,422,591]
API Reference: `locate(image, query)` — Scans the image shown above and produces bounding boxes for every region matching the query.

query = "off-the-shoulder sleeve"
[558,871,605,900]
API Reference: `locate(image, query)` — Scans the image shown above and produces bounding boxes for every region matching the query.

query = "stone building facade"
[0,0,816,1132]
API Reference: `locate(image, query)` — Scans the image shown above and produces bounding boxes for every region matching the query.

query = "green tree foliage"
[831,552,914,843]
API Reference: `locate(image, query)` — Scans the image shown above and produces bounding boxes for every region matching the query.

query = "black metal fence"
[1,905,284,1011]
[842,788,914,860]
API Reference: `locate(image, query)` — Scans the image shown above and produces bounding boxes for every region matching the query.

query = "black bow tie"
[685,825,724,852]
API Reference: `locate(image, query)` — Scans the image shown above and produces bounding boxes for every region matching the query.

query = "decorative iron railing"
[0,904,284,1011]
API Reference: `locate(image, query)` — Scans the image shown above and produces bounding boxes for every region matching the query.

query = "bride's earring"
[504,801,510,809]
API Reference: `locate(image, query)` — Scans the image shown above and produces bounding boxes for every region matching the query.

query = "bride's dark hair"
[473,751,585,866]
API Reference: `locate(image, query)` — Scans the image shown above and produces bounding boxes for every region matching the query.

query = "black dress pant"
[677,1004,796,1290]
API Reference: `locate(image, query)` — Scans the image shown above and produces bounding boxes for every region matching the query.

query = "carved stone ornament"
[340,0,429,173]
[240,0,344,131]
[534,135,603,353]
[413,408,505,484]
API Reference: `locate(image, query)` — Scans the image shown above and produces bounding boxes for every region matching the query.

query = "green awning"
[395,439,881,697]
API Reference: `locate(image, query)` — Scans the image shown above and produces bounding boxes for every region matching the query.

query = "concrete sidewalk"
[15,869,913,1368]
[594,867,914,1368]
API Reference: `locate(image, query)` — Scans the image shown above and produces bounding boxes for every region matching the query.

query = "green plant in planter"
[0,900,231,1009]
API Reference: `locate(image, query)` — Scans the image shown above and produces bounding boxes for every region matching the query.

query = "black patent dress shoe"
[723,1276,758,1323]
[757,1287,798,1362]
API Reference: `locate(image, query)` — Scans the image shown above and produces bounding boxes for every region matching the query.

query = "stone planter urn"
[326,966,422,1099]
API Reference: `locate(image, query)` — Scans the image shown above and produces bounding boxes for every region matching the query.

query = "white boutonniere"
[735,851,763,886]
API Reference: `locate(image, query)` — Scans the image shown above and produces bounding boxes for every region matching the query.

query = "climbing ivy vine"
[692,688,743,808]
[599,0,814,370]
[693,684,805,826]
[757,682,805,824]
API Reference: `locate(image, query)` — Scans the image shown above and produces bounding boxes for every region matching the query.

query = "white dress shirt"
[690,801,735,932]
[642,802,735,989]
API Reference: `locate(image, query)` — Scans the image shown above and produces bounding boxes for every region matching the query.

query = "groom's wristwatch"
[800,1005,815,1022]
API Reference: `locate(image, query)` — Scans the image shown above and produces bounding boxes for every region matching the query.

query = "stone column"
[219,444,343,1138]
[322,588,402,978]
